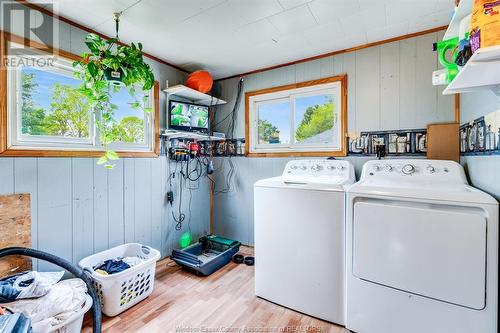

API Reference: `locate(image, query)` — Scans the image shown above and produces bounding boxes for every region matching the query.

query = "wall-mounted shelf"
[442,0,472,40]
[163,84,227,106]
[443,45,500,95]
[161,129,225,141]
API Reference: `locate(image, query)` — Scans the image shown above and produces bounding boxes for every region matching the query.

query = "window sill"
[0,147,159,158]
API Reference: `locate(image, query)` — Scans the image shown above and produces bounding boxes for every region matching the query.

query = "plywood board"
[427,123,460,162]
[0,193,32,276]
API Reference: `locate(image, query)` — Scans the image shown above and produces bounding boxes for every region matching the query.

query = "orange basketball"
[185,70,213,93]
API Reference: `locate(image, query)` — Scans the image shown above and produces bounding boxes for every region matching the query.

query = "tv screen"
[168,100,209,133]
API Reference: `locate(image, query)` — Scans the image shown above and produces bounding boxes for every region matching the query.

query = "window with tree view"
[248,77,346,155]
[8,52,154,152]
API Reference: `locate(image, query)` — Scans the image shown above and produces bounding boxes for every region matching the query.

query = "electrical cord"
[172,163,186,231]
[212,157,236,195]
[210,78,243,195]
[211,78,244,137]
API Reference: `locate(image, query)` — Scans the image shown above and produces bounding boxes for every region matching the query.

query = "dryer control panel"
[282,159,355,185]
[360,159,468,185]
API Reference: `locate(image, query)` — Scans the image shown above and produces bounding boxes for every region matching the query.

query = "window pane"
[294,94,336,145]
[108,87,148,144]
[21,67,90,138]
[257,101,290,145]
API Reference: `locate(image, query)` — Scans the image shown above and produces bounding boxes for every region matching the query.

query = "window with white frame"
[246,76,346,155]
[6,42,155,153]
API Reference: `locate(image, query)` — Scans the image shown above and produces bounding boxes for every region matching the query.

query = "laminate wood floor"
[82,246,350,333]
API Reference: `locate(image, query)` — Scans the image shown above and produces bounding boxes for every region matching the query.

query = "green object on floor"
[179,232,192,249]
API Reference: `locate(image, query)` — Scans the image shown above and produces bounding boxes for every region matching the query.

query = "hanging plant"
[73,13,155,168]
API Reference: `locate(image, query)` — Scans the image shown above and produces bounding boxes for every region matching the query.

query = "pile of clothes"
[93,256,143,276]
[0,271,88,333]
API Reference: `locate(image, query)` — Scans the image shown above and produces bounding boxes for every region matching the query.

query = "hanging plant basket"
[72,12,155,169]
[104,67,124,86]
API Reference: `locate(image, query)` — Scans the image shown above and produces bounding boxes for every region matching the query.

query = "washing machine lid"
[255,159,355,191]
[255,176,346,191]
[348,159,497,205]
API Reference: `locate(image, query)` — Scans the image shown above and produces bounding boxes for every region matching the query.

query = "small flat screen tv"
[168,100,210,133]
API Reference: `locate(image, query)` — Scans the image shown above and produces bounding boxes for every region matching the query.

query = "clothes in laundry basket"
[3,278,88,333]
[93,256,143,275]
[0,271,64,303]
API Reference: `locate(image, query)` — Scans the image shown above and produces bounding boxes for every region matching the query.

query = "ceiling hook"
[114,12,122,40]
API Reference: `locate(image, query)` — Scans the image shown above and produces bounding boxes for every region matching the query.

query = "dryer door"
[352,199,487,310]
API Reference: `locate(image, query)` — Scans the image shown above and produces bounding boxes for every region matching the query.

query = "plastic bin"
[171,236,240,275]
[48,294,92,333]
[78,243,161,317]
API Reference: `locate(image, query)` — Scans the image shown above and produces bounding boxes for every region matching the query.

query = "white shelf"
[163,84,226,106]
[443,0,472,41]
[443,45,500,95]
[161,129,225,141]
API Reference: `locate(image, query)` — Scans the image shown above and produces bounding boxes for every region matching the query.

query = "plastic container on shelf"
[48,294,92,333]
[78,243,161,317]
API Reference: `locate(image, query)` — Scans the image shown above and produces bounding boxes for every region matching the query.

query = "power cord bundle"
[166,78,244,234]
[211,78,244,195]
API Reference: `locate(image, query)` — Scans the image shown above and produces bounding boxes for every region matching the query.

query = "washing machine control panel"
[283,159,355,185]
[360,159,467,185]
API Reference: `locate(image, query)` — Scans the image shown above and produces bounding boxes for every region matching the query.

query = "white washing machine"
[254,159,355,325]
[346,159,498,333]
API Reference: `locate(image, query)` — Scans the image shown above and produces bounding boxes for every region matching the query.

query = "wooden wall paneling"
[108,159,124,248]
[259,65,293,88]
[332,54,344,76]
[0,158,14,194]
[212,159,236,242]
[295,58,322,82]
[0,193,32,276]
[380,42,400,130]
[159,157,168,256]
[319,56,335,78]
[355,47,381,131]
[13,158,38,268]
[151,157,162,253]
[3,2,23,37]
[236,158,251,244]
[134,159,153,246]
[461,156,500,200]
[399,37,418,129]
[71,158,94,263]
[415,33,439,127]
[343,52,356,133]
[58,18,71,52]
[93,159,109,253]
[37,158,72,270]
[123,159,135,243]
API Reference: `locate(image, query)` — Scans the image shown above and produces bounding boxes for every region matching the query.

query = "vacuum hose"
[0,247,102,333]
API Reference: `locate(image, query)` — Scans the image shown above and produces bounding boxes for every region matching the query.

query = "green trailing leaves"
[73,33,155,168]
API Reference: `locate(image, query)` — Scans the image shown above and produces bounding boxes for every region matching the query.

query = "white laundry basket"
[78,243,161,316]
[48,294,92,333]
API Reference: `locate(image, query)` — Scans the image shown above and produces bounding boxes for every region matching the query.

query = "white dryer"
[346,159,498,333]
[254,159,355,324]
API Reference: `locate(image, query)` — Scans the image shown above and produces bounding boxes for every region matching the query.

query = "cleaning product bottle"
[433,37,460,82]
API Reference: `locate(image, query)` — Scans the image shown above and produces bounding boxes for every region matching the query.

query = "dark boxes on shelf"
[460,109,500,155]
[348,129,427,156]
